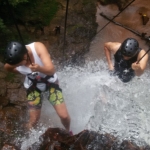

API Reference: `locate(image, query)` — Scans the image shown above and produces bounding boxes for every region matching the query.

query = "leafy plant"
[5,72,16,82]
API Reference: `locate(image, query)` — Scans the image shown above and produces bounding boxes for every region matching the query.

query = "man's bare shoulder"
[105,42,121,47]
[34,42,50,55]
[104,42,121,52]
[34,42,46,50]
[138,49,149,60]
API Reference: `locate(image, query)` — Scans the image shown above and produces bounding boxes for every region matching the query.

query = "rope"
[137,47,150,64]
[100,12,150,63]
[63,0,69,63]
[5,0,32,65]
[97,0,135,33]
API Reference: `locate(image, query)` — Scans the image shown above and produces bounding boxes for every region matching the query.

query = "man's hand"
[131,62,141,71]
[109,63,114,71]
[29,63,41,72]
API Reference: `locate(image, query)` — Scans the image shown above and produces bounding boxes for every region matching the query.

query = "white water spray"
[19,60,150,149]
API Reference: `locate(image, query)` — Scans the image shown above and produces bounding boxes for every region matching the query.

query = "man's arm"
[132,49,149,76]
[4,63,20,74]
[29,42,55,75]
[104,42,120,70]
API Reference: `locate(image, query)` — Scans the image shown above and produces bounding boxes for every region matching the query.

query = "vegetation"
[0,0,58,60]
[4,72,16,82]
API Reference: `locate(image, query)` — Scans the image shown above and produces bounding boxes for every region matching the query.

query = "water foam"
[19,60,150,148]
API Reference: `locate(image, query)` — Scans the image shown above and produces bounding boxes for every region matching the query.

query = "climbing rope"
[63,0,69,63]
[97,0,135,33]
[5,0,33,65]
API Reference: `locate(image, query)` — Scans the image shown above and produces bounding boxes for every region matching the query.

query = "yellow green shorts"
[27,85,64,108]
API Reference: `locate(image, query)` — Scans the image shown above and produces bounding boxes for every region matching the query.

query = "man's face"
[15,54,28,66]
[122,55,132,60]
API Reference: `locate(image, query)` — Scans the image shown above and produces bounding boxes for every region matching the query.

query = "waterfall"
[19,60,150,149]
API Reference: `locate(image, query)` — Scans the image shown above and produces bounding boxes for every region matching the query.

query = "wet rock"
[139,13,149,25]
[0,96,9,107]
[0,79,6,96]
[98,0,130,11]
[24,128,150,150]
[6,82,22,89]
[0,63,28,148]
[1,143,19,150]
[0,107,27,133]
[0,71,7,79]
[120,140,141,150]
[6,87,26,105]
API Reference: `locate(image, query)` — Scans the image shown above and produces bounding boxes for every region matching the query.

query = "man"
[4,41,71,132]
[104,38,149,82]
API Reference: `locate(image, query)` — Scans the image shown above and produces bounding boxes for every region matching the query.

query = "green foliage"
[14,0,58,25]
[0,18,15,57]
[82,0,92,5]
[0,0,58,58]
[67,24,85,34]
[8,0,29,6]
[37,0,58,25]
[0,18,6,30]
[5,72,16,82]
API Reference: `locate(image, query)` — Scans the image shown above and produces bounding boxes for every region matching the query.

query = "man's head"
[120,38,139,58]
[4,41,27,65]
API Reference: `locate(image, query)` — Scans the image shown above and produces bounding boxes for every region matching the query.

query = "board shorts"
[27,83,64,109]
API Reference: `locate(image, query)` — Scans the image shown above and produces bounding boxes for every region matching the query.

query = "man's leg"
[26,90,42,130]
[48,86,71,131]
[54,102,71,131]
[26,108,41,130]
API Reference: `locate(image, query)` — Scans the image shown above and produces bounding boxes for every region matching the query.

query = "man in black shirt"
[104,38,149,82]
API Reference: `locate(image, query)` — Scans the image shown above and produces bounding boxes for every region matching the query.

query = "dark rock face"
[10,128,150,150]
[0,62,28,149]
[97,0,130,10]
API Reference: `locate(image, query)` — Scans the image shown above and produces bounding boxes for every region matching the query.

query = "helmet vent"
[5,41,28,65]
[121,38,139,57]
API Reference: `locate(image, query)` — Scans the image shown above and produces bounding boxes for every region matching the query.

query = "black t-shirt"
[113,47,141,82]
[114,48,141,72]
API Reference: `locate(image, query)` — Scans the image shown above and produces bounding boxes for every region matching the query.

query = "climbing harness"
[27,74,61,92]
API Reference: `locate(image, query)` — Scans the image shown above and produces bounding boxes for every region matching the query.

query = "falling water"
[18,0,150,148]
[19,60,150,149]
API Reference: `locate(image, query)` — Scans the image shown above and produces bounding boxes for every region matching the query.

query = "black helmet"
[5,41,27,65]
[120,38,139,57]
